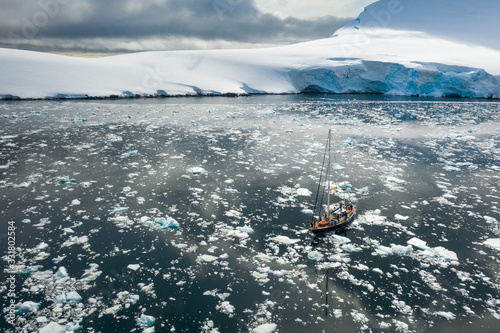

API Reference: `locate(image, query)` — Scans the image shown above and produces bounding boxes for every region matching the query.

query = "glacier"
[1,0,500,101]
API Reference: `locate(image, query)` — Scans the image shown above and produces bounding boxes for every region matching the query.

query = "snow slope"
[1,0,500,100]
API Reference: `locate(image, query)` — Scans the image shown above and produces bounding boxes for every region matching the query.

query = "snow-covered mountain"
[1,0,500,100]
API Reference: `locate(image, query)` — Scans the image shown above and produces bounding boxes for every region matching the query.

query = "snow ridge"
[1,0,500,100]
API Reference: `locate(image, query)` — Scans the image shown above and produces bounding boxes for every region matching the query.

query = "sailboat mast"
[326,129,331,221]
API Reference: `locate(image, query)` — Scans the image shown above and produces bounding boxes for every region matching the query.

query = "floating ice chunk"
[307,250,323,261]
[55,294,67,303]
[225,188,238,193]
[317,262,341,270]
[363,212,387,225]
[358,186,370,195]
[236,225,254,234]
[223,229,249,239]
[62,235,89,247]
[54,267,69,279]
[16,181,32,188]
[251,271,269,285]
[187,167,207,174]
[112,206,129,214]
[63,228,74,235]
[300,209,313,215]
[354,264,369,271]
[81,263,102,281]
[483,238,500,251]
[394,214,409,221]
[52,256,66,264]
[443,165,460,172]
[276,196,296,203]
[127,264,141,271]
[197,254,219,263]
[394,320,409,331]
[39,322,67,333]
[66,291,82,303]
[140,283,155,295]
[216,301,235,317]
[71,199,81,206]
[16,301,40,314]
[35,242,49,251]
[56,176,76,184]
[332,309,342,318]
[434,311,456,320]
[407,237,428,250]
[137,314,155,328]
[343,138,356,147]
[390,244,413,256]
[106,133,123,142]
[154,216,179,231]
[225,210,242,218]
[342,243,362,252]
[252,323,277,333]
[328,253,351,263]
[384,176,406,185]
[34,252,50,261]
[463,306,475,315]
[333,164,345,171]
[373,245,394,257]
[330,234,351,244]
[484,216,498,224]
[295,188,312,196]
[268,235,300,245]
[433,246,458,261]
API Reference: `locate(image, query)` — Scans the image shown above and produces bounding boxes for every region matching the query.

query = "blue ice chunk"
[137,314,156,328]
[112,206,129,214]
[56,176,76,184]
[16,301,40,314]
[343,138,357,146]
[236,225,254,234]
[66,291,82,303]
[154,216,179,231]
[55,294,67,303]
[54,267,69,279]
[187,167,207,174]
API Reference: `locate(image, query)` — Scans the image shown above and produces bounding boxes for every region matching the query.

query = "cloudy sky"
[0,0,374,54]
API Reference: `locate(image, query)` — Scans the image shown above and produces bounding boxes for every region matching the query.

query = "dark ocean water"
[1,94,500,332]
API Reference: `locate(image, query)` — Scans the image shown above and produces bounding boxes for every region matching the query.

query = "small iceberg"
[39,322,67,333]
[136,314,156,328]
[154,216,179,231]
[16,301,40,314]
[127,264,141,271]
[307,250,324,261]
[187,167,207,174]
[65,291,83,304]
[300,208,314,216]
[252,323,277,333]
[483,238,500,251]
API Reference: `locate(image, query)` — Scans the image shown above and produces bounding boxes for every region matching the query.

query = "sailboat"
[309,129,355,234]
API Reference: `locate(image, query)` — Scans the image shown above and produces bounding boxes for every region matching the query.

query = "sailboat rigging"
[309,129,355,234]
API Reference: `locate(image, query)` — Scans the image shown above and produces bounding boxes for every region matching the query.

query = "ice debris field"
[1,95,500,332]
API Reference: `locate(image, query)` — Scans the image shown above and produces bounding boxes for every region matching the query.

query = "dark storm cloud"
[0,0,351,52]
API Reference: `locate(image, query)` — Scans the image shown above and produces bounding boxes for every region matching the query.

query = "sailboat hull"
[309,208,355,234]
